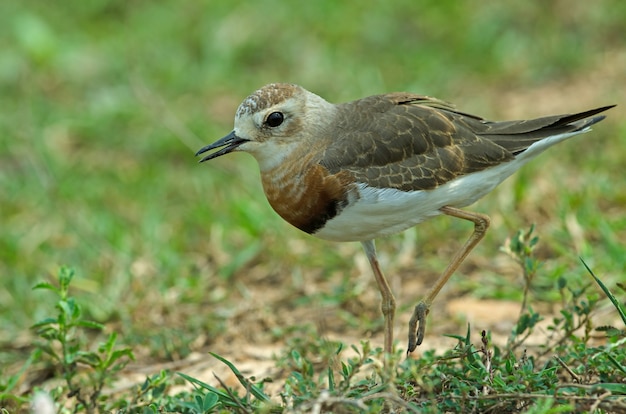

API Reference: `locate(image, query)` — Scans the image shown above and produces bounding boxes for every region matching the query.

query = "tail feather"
[482,105,615,155]
[549,105,615,130]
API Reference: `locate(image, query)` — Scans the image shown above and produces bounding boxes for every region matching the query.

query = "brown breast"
[261,161,357,234]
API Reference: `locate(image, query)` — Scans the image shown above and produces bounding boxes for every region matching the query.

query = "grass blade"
[581,258,626,326]
[209,352,271,402]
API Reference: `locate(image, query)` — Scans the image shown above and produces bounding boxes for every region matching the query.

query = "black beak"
[195,131,249,162]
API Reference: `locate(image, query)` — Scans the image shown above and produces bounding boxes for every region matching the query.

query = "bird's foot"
[407,301,429,354]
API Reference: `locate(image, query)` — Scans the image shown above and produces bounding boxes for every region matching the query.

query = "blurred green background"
[1,0,624,365]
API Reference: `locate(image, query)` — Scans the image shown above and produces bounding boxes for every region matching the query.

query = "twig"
[553,355,580,383]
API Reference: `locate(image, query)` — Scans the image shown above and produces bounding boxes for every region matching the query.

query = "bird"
[196,83,613,355]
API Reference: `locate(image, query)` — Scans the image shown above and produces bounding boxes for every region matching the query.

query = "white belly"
[313,174,497,242]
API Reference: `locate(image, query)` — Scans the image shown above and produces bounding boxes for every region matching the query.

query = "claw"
[407,302,429,353]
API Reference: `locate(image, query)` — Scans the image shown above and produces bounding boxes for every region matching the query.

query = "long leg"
[407,206,490,353]
[361,240,396,354]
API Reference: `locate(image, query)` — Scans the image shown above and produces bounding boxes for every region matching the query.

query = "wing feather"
[320,94,613,191]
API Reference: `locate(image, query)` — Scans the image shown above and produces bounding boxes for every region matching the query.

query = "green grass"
[1,1,625,412]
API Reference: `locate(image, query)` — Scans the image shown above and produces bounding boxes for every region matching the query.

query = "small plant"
[502,224,541,312]
[31,266,135,413]
[278,340,392,410]
[178,352,276,413]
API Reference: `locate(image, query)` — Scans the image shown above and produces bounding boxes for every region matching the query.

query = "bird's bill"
[196,131,249,162]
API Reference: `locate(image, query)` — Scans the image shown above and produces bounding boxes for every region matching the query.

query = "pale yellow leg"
[407,206,490,353]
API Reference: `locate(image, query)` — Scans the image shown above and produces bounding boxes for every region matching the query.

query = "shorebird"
[196,83,613,354]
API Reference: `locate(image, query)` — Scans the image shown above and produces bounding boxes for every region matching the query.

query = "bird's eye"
[266,112,284,127]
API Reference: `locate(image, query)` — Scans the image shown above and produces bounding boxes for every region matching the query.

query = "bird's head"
[196,83,335,171]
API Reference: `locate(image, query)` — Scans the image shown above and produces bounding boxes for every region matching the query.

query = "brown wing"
[320,93,613,191]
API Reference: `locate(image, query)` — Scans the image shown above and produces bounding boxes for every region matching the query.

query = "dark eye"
[266,112,284,127]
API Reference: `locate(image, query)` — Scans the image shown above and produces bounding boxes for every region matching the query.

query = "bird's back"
[320,95,613,192]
